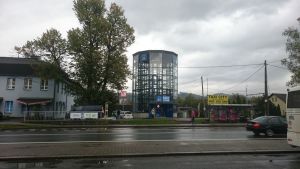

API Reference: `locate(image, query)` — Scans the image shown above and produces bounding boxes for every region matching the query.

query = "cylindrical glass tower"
[132,50,178,117]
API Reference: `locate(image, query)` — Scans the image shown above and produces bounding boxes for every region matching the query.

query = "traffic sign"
[120,90,127,97]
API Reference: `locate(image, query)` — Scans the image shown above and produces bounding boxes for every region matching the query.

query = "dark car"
[246,116,287,136]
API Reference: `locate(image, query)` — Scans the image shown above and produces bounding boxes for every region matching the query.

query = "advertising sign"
[208,95,228,105]
[156,95,170,102]
[120,90,127,97]
[156,96,162,102]
[70,113,82,119]
[83,112,98,119]
[119,98,127,105]
[162,96,170,102]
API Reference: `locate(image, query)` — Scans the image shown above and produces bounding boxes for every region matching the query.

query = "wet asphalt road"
[0,127,286,143]
[1,154,300,169]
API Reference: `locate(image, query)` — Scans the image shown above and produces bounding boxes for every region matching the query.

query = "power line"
[178,63,263,69]
[268,59,285,64]
[268,64,289,70]
[220,65,264,92]
[180,78,202,86]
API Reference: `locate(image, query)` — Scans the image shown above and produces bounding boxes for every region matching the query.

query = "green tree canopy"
[282,18,300,86]
[68,0,134,105]
[16,0,135,107]
[15,28,68,80]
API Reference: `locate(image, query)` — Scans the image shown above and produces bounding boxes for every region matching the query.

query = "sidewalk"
[0,120,246,130]
[0,139,299,160]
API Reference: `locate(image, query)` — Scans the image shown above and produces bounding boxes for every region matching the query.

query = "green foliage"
[16,0,134,107]
[269,103,282,116]
[249,96,282,116]
[229,94,246,104]
[15,28,68,81]
[68,0,135,105]
[250,96,265,114]
[282,18,300,86]
[176,94,201,108]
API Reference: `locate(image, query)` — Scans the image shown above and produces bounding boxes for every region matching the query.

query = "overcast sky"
[0,0,299,96]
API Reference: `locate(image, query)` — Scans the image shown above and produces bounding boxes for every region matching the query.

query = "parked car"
[246,116,287,136]
[120,111,133,119]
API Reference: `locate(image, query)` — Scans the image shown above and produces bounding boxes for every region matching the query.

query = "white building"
[0,57,74,118]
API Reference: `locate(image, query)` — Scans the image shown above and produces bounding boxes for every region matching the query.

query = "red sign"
[120,90,127,97]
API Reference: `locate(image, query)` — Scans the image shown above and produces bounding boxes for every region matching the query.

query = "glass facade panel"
[132,50,178,117]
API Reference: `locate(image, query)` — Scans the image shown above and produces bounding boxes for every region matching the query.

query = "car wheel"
[265,129,274,137]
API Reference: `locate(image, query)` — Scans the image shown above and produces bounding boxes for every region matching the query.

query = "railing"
[23,111,69,121]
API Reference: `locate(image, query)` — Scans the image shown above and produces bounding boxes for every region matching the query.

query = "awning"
[17,98,52,106]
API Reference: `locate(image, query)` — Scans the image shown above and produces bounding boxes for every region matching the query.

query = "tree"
[68,0,134,105]
[269,103,281,116]
[15,28,68,80]
[16,0,134,107]
[229,94,246,104]
[282,18,300,86]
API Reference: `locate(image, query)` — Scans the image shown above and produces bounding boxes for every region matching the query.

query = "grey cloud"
[0,0,298,95]
[111,0,288,34]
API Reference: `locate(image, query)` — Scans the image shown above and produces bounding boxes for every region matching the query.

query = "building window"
[4,101,13,113]
[40,79,48,91]
[61,83,64,94]
[56,82,60,93]
[7,78,15,90]
[24,78,32,90]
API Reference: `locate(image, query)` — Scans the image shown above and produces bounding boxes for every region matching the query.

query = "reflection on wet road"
[0,127,286,143]
[1,154,300,169]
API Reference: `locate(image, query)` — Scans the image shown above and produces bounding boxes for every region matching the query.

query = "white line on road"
[0,138,285,145]
[0,132,185,137]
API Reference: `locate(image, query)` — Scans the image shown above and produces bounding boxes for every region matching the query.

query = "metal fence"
[23,111,69,121]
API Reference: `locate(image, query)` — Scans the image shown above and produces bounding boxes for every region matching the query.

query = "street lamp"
[264,99,268,116]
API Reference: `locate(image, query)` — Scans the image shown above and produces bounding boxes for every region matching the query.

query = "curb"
[0,124,245,130]
[1,150,300,161]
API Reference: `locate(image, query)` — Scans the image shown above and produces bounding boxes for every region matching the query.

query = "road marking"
[0,138,285,145]
[0,132,184,137]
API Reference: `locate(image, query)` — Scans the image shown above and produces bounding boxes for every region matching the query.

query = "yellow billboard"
[208,95,228,105]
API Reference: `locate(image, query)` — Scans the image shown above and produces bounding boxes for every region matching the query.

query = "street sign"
[119,98,127,104]
[120,90,127,97]
[208,95,228,105]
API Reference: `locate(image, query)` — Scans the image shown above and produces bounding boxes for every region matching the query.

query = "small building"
[207,104,253,122]
[269,93,286,116]
[0,57,74,118]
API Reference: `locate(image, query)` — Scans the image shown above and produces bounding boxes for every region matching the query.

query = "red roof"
[17,98,52,106]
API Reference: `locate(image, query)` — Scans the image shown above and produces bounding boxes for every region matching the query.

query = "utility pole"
[246,86,248,104]
[264,60,269,116]
[207,78,208,118]
[207,78,208,97]
[201,76,205,118]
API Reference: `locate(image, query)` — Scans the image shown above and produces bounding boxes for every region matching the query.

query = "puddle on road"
[0,159,114,169]
[1,159,62,169]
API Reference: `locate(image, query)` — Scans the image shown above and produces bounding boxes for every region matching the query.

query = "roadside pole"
[264,60,269,116]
